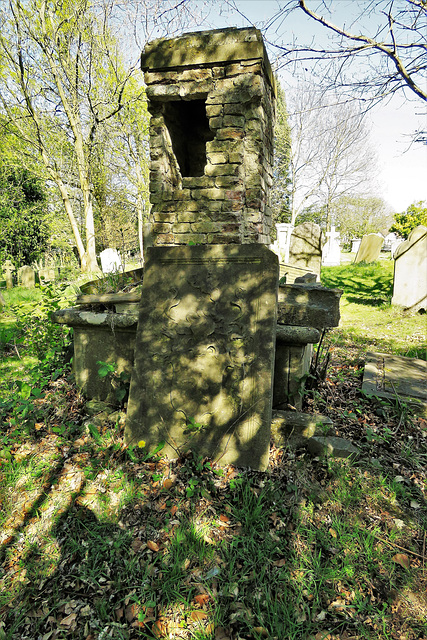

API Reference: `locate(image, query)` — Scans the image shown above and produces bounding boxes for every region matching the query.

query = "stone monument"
[2,260,15,289]
[38,267,56,282]
[125,244,278,470]
[18,265,35,289]
[391,225,427,312]
[276,223,294,264]
[354,233,384,263]
[322,226,341,267]
[125,27,278,470]
[100,248,123,274]
[351,238,361,254]
[288,222,323,280]
[141,27,275,247]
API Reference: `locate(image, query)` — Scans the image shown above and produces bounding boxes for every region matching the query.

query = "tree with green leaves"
[271,81,291,224]
[0,0,146,272]
[329,195,393,249]
[0,165,49,267]
[390,201,427,238]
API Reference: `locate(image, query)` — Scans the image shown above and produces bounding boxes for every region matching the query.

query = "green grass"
[0,273,426,639]
[322,259,426,360]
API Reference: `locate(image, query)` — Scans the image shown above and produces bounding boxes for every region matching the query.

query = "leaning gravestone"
[288,222,323,279]
[322,226,341,267]
[354,233,384,263]
[100,248,122,274]
[125,244,278,471]
[18,265,35,289]
[391,225,427,312]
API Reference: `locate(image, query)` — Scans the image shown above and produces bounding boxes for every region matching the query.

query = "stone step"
[271,410,359,458]
[271,410,333,448]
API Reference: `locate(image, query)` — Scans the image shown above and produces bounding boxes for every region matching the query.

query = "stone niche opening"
[162,99,214,178]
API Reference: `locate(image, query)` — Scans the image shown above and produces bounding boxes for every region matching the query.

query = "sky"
[194,0,427,213]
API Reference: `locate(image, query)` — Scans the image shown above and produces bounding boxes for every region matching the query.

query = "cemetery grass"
[321,259,426,360]
[0,282,426,640]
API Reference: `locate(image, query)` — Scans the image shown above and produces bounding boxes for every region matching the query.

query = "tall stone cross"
[322,226,341,267]
[326,226,340,243]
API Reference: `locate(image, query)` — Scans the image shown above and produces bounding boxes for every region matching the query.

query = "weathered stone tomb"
[52,27,342,469]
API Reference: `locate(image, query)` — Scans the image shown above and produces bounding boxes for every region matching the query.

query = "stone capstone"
[277,283,342,329]
[307,436,359,459]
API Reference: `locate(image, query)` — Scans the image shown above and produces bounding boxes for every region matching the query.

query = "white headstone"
[100,248,122,274]
[276,223,294,264]
[351,239,361,254]
[322,226,341,266]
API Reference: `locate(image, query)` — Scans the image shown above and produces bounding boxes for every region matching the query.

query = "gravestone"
[363,352,427,416]
[391,225,427,312]
[288,222,323,279]
[354,233,384,263]
[322,226,341,266]
[125,244,278,471]
[100,248,122,274]
[276,223,294,264]
[2,260,15,289]
[351,239,361,253]
[18,265,35,288]
[38,267,56,282]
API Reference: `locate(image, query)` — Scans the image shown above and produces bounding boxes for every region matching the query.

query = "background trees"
[0,0,148,272]
[282,84,377,230]
[328,195,393,248]
[271,82,291,224]
[390,201,427,238]
[268,0,426,139]
[0,164,49,267]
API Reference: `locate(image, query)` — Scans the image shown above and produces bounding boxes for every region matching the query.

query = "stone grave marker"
[18,265,35,288]
[363,352,427,416]
[276,223,294,264]
[38,267,56,282]
[322,226,341,266]
[354,233,384,263]
[125,244,278,471]
[100,248,123,274]
[288,222,323,279]
[391,225,427,312]
[351,239,361,253]
[2,260,15,289]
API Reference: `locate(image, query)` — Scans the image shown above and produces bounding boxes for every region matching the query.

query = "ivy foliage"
[0,166,49,267]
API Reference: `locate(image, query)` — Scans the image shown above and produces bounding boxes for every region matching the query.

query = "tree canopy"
[0,165,49,267]
[389,201,427,238]
[266,0,426,132]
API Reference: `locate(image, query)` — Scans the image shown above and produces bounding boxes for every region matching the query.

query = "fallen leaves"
[147,540,160,552]
[392,553,410,569]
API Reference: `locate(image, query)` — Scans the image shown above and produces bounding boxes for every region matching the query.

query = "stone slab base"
[362,352,427,417]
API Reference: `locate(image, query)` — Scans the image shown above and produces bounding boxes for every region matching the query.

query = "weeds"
[0,271,426,639]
